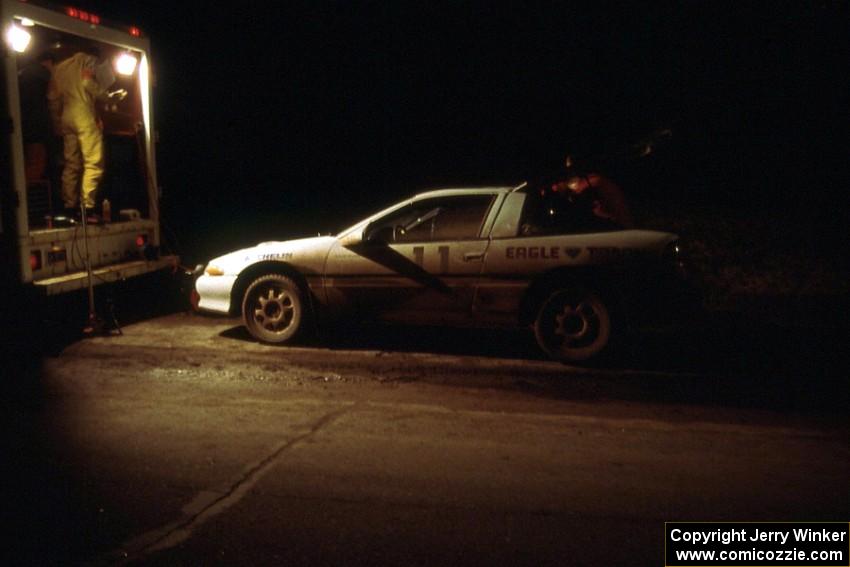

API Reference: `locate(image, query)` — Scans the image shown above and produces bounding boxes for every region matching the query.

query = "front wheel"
[242,275,304,344]
[534,288,612,363]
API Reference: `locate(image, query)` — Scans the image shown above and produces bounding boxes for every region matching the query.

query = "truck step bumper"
[33,256,179,296]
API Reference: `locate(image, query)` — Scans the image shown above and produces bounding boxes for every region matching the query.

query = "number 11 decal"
[412,246,450,274]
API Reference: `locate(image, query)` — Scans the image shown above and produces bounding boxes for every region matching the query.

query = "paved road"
[4,313,848,566]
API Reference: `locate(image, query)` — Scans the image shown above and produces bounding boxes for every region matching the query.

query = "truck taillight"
[30,250,42,271]
[136,234,157,260]
[129,26,141,37]
[65,7,101,26]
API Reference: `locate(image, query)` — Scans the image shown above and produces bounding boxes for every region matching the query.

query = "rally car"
[195,183,687,362]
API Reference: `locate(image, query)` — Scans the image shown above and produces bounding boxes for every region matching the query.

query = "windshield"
[335,198,413,238]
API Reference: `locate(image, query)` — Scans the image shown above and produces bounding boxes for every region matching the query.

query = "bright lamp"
[115,52,138,76]
[5,24,32,53]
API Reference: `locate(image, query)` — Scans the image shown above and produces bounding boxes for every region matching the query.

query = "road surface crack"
[103,403,355,565]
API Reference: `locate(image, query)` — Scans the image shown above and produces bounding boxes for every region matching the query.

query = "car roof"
[411,186,516,200]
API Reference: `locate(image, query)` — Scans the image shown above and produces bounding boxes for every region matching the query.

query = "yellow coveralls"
[48,52,111,210]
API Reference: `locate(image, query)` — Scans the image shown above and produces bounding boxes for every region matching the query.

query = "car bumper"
[196,273,238,314]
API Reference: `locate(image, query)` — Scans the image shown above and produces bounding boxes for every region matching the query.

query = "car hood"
[207,235,337,275]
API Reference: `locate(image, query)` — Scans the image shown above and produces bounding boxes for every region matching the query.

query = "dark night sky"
[68,1,849,259]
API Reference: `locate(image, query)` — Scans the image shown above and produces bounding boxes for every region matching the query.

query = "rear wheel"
[534,287,612,363]
[242,275,304,344]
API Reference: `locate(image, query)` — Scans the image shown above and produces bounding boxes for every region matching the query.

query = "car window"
[367,195,494,243]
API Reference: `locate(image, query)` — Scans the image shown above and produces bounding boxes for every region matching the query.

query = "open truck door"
[1,0,177,300]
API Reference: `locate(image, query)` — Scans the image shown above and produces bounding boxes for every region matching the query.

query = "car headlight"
[205,265,225,276]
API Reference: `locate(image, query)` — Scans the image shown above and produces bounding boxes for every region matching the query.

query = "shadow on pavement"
[14,275,843,417]
[6,269,193,357]
[1,271,194,564]
[1,345,98,563]
[218,305,849,416]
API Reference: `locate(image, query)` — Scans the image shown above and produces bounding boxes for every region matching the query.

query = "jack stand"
[82,310,104,336]
[80,201,105,337]
[105,297,123,336]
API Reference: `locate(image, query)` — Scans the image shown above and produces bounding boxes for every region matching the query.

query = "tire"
[242,274,304,344]
[533,287,612,363]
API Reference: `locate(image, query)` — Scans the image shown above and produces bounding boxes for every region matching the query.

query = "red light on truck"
[30,250,42,271]
[129,26,141,37]
[135,234,157,260]
[64,7,101,25]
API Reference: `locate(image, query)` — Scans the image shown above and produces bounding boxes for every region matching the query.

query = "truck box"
[2,0,177,298]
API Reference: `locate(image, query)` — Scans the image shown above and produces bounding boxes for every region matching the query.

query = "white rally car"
[196,183,688,362]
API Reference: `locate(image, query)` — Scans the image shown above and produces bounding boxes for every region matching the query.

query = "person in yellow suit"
[48,48,114,220]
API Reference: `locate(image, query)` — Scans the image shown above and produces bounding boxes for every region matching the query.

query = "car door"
[474,183,627,323]
[324,194,495,324]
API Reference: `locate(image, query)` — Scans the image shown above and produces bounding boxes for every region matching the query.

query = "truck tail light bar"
[62,5,140,36]
[65,7,100,25]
